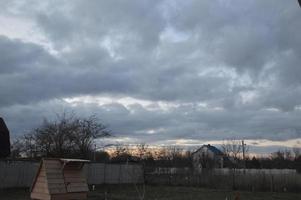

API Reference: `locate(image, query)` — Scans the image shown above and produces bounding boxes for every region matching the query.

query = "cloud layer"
[1,0,301,152]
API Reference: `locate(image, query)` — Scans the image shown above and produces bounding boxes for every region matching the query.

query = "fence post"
[232,168,236,190]
[103,163,106,184]
[118,164,122,184]
[270,175,274,192]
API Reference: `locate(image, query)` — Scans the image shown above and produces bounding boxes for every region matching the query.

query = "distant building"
[0,117,10,158]
[192,144,224,171]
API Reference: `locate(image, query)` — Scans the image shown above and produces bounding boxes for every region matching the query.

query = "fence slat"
[0,161,144,189]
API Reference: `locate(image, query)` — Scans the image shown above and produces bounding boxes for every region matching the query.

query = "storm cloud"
[1,0,301,152]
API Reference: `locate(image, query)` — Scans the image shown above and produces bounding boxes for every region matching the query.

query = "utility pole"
[94,143,96,161]
[242,140,246,171]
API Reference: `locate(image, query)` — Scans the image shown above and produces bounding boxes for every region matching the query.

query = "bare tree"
[21,113,110,159]
[111,144,132,162]
[221,139,249,170]
[271,150,285,160]
[71,115,110,158]
[10,138,24,158]
[136,143,149,160]
[293,147,301,158]
[221,139,243,160]
[23,133,37,158]
[221,139,248,190]
[284,148,293,160]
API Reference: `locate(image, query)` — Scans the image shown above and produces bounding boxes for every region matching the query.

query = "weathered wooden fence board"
[0,161,144,189]
[145,168,301,192]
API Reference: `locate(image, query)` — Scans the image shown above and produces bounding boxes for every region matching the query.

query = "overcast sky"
[1,0,301,154]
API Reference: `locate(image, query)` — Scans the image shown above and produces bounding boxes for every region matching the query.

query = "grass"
[89,185,301,200]
[1,185,301,200]
[0,188,30,200]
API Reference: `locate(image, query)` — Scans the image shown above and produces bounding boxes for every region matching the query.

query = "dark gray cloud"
[1,0,301,152]
[0,36,53,74]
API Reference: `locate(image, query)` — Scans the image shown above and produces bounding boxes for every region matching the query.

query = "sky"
[0,0,301,154]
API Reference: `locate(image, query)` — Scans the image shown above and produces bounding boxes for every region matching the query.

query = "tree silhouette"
[21,113,110,159]
[0,117,10,158]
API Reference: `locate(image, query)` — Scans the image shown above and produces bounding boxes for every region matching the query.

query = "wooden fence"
[0,160,143,189]
[146,168,301,192]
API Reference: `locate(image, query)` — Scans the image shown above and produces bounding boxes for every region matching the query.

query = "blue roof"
[193,144,223,155]
[206,145,223,155]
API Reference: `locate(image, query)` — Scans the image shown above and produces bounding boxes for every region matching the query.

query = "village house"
[192,144,225,171]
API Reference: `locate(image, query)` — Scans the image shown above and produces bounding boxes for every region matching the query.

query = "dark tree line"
[8,113,301,173]
[108,144,193,168]
[10,113,192,166]
[245,149,301,172]
[106,145,301,173]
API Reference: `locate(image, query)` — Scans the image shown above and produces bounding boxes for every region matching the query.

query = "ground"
[1,185,301,200]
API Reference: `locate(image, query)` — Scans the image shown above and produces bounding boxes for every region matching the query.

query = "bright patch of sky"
[0,15,56,55]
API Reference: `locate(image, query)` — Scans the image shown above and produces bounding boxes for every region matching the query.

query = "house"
[30,158,90,200]
[192,144,224,170]
[0,117,10,158]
